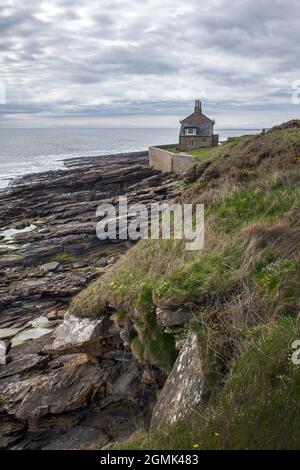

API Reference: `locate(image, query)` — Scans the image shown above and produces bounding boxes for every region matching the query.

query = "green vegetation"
[51,251,79,263]
[164,146,180,153]
[166,127,300,165]
[164,144,226,162]
[165,134,257,162]
[210,171,300,233]
[71,121,300,448]
[118,317,300,449]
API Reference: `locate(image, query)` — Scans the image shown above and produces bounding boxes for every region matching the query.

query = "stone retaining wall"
[149,145,196,175]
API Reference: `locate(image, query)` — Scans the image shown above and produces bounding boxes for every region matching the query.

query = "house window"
[188,139,194,148]
[202,137,207,142]
[185,128,197,135]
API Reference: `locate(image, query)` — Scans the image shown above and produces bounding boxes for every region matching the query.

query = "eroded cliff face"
[0,305,202,449]
[0,319,160,450]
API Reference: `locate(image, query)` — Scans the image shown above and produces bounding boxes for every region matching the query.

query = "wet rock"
[12,327,53,347]
[41,426,108,450]
[0,152,176,333]
[0,328,21,340]
[0,151,177,448]
[151,331,204,430]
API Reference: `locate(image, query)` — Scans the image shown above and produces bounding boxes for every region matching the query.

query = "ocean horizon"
[0,127,260,188]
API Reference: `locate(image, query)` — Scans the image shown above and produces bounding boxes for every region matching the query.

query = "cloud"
[0,0,299,127]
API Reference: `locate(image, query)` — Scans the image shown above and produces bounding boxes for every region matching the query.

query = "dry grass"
[70,123,300,432]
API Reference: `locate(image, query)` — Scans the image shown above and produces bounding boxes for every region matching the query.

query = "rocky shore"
[0,151,179,449]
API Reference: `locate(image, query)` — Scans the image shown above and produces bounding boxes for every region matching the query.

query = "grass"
[164,143,233,163]
[164,146,180,154]
[210,171,300,234]
[117,317,300,449]
[71,166,299,371]
[165,135,259,162]
[52,252,79,263]
[71,166,299,323]
[70,121,300,447]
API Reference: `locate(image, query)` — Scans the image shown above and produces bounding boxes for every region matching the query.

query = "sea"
[0,127,260,189]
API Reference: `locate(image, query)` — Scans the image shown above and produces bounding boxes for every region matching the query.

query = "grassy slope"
[119,317,300,450]
[71,122,300,449]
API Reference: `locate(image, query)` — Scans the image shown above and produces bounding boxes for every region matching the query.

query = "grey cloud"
[0,0,299,126]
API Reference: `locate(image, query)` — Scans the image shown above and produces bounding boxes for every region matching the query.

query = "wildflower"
[192,443,199,449]
[214,432,220,437]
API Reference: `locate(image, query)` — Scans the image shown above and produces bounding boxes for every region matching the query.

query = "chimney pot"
[194,99,201,112]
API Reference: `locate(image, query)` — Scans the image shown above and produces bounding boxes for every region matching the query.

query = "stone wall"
[179,135,212,151]
[149,146,196,175]
[179,134,219,151]
[148,146,174,173]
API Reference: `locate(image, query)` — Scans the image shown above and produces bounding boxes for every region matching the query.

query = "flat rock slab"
[40,262,60,273]
[0,353,106,420]
[151,331,204,429]
[0,354,49,380]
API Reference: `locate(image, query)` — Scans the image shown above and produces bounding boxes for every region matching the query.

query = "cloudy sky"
[0,0,299,128]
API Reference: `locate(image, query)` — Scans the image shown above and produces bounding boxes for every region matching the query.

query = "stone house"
[179,100,219,151]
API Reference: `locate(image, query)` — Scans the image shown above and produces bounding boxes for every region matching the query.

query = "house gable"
[178,100,218,151]
[181,111,213,125]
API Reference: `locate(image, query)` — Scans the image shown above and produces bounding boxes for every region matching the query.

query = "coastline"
[0,150,149,192]
[0,150,178,449]
[0,128,260,191]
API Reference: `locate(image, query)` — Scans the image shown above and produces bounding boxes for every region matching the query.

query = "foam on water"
[0,224,37,240]
[0,127,260,189]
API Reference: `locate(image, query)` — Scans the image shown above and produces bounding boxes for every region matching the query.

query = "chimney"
[194,99,202,113]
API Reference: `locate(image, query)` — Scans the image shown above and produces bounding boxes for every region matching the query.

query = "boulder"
[46,314,117,356]
[40,261,60,273]
[0,354,106,420]
[150,331,204,430]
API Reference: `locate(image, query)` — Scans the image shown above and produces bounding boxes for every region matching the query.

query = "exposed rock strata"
[0,151,177,329]
[0,151,177,449]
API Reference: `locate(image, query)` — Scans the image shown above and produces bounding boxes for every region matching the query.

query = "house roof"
[179,122,211,137]
[181,110,213,124]
[179,101,215,136]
